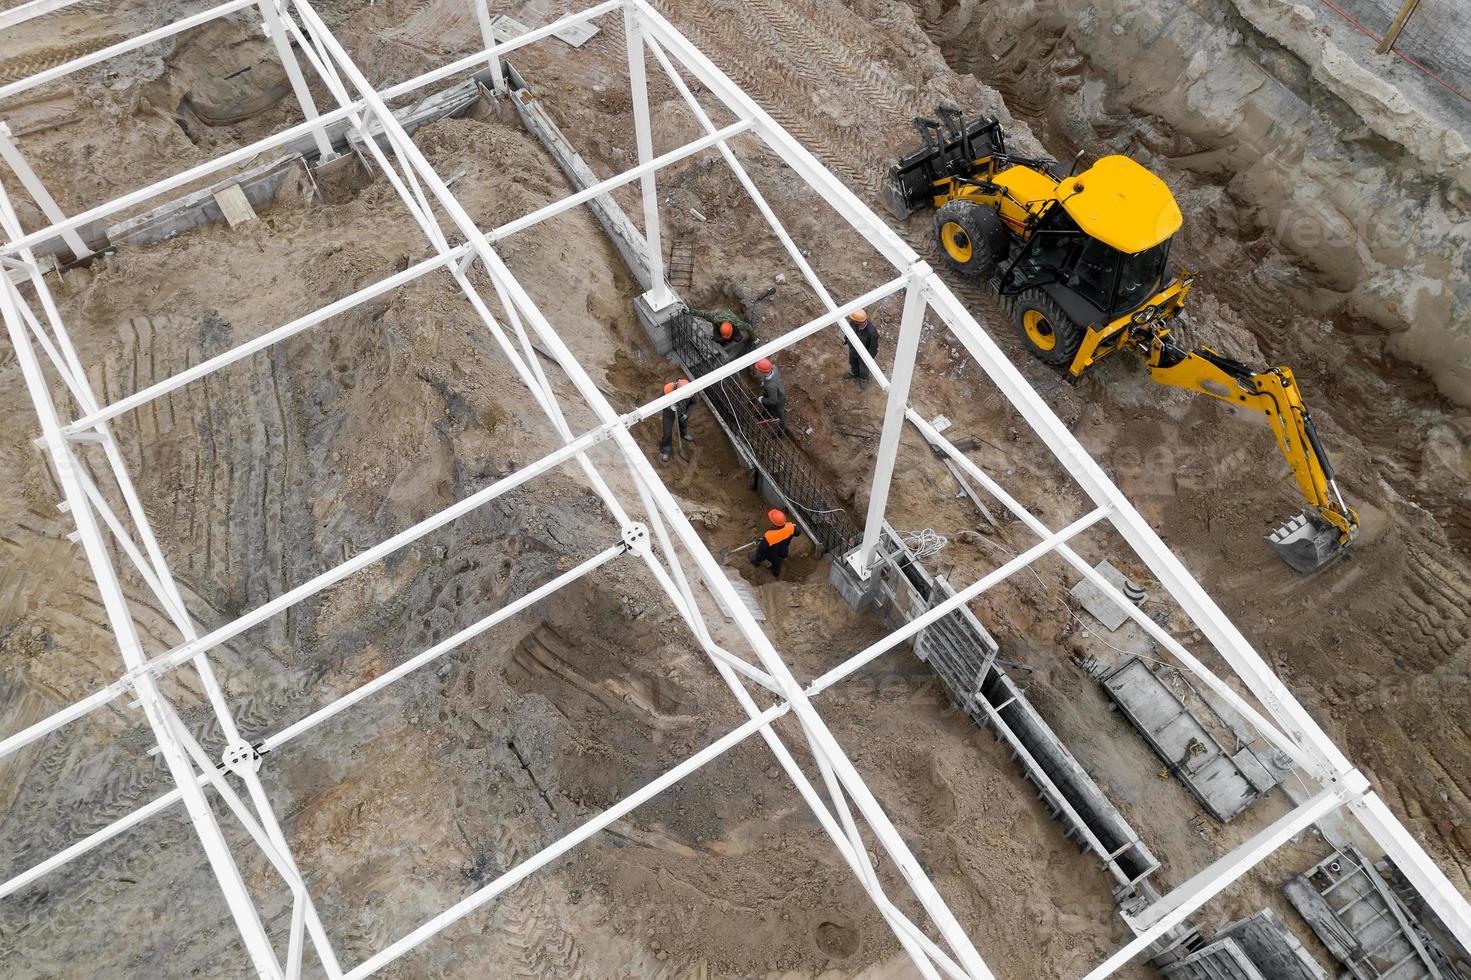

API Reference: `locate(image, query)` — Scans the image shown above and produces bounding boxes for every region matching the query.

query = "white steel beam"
[1349,792,1471,955]
[0,0,624,258]
[0,257,284,980]
[639,32,889,386]
[621,0,673,308]
[855,268,928,575]
[275,10,992,961]
[630,0,917,272]
[0,0,88,30]
[0,0,259,102]
[343,703,787,979]
[1085,779,1361,979]
[472,0,506,93]
[0,124,92,258]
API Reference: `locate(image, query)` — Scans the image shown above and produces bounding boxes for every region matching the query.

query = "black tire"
[1011,287,1083,367]
[933,200,1007,278]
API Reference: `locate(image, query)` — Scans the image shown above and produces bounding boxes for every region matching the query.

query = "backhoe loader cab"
[884,106,1360,573]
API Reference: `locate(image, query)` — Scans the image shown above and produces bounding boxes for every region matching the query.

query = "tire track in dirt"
[0,36,128,88]
[1387,550,1471,672]
[661,1,1026,355]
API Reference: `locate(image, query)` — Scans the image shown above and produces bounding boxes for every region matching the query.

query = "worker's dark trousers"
[848,346,868,380]
[719,337,755,361]
[660,408,688,453]
[750,541,789,577]
[762,402,787,435]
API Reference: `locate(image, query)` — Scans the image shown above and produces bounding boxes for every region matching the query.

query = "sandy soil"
[1,0,1468,978]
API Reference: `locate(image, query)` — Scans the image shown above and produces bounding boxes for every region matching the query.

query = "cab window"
[1000,206,1077,292]
[1113,240,1170,313]
[1064,237,1120,311]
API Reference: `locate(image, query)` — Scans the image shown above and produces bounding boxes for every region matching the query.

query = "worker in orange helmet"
[690,307,757,359]
[659,379,696,462]
[841,307,879,390]
[750,508,802,578]
[753,358,787,435]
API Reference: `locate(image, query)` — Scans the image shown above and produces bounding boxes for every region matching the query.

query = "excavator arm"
[1145,337,1359,572]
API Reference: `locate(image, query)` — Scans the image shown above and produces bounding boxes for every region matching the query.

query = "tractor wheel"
[1011,288,1083,367]
[934,200,1007,278]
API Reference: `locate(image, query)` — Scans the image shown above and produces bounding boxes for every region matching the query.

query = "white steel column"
[855,266,929,576]
[257,0,335,159]
[0,124,91,258]
[621,0,672,309]
[474,0,507,93]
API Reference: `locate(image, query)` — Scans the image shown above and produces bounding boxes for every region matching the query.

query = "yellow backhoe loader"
[882,106,1357,572]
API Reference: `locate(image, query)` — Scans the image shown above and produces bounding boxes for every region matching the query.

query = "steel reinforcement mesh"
[1318,0,1471,104]
[670,314,859,554]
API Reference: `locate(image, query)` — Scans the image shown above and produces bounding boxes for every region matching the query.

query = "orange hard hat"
[662,379,689,395]
[755,358,773,374]
[719,321,734,339]
[850,308,868,323]
[767,508,787,526]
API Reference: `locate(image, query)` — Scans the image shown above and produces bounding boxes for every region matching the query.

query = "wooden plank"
[212,183,256,227]
[1378,0,1423,54]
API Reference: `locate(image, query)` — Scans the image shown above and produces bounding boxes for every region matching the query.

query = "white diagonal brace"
[1085,775,1364,979]
[0,261,283,980]
[0,124,91,258]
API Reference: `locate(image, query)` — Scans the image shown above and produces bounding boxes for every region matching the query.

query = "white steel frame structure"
[1,1,1467,978]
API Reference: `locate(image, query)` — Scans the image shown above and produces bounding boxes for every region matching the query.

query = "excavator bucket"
[1268,513,1349,573]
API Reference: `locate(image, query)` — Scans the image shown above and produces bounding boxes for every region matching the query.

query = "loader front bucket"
[881,172,914,220]
[1268,513,1349,573]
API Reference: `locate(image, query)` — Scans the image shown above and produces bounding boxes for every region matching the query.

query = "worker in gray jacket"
[841,308,879,389]
[754,358,787,435]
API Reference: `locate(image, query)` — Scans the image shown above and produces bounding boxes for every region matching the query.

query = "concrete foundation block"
[828,548,875,612]
[1070,559,1146,632]
[635,290,684,359]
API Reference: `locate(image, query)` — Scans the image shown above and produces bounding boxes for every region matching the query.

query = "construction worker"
[659,379,696,462]
[751,508,802,578]
[842,308,879,389]
[753,358,787,434]
[690,307,757,359]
